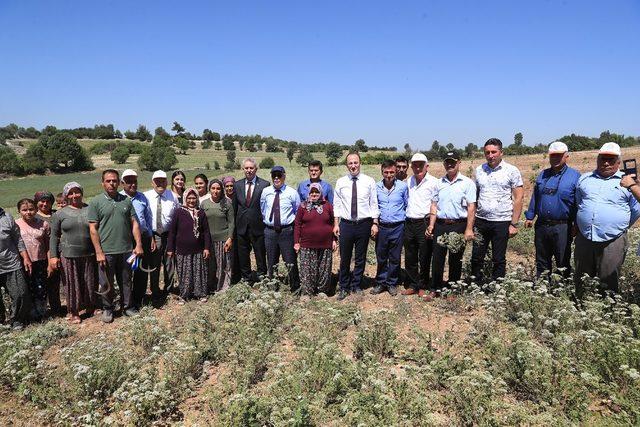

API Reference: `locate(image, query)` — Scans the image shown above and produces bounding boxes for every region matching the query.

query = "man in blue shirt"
[574,142,640,295]
[426,152,477,298]
[371,159,408,296]
[524,142,581,277]
[121,169,156,311]
[260,166,301,290]
[297,160,334,205]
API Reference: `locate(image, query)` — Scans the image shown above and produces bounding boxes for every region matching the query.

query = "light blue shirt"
[575,170,640,242]
[297,179,334,204]
[260,184,301,226]
[433,173,477,219]
[376,179,408,223]
[120,190,153,237]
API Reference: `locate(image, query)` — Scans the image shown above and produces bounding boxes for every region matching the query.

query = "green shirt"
[87,192,135,255]
[201,197,235,242]
[50,205,94,258]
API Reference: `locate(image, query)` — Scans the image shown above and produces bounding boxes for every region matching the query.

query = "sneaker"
[370,285,386,295]
[388,286,398,296]
[337,289,349,301]
[124,308,139,317]
[11,322,24,331]
[101,310,114,323]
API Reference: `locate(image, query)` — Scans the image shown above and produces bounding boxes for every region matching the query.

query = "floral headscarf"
[62,182,83,198]
[304,183,324,214]
[181,187,201,239]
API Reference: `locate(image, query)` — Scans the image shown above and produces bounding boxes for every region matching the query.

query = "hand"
[464,229,475,241]
[150,238,157,252]
[524,220,533,228]
[49,257,60,272]
[371,224,378,239]
[333,224,340,238]
[571,224,578,238]
[166,251,174,258]
[203,249,210,260]
[508,224,519,237]
[134,244,144,257]
[621,173,638,189]
[22,256,32,276]
[224,238,233,252]
[425,225,434,238]
[332,241,338,252]
[96,252,107,267]
[294,243,300,253]
[47,263,54,278]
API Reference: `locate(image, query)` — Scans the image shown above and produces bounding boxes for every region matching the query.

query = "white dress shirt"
[333,173,380,221]
[143,189,179,233]
[406,173,439,219]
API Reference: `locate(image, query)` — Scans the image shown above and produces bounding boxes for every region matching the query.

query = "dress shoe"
[401,288,418,296]
[101,310,114,323]
[370,285,386,295]
[387,286,398,296]
[337,289,349,301]
[124,308,139,317]
[423,291,438,302]
[418,289,427,297]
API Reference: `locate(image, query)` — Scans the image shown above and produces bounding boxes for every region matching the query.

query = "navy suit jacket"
[233,176,270,236]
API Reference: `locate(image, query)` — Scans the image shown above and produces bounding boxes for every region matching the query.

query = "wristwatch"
[510,222,520,228]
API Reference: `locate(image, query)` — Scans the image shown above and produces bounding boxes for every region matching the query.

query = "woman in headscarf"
[166,188,212,303]
[34,191,56,223]
[201,179,235,292]
[222,176,241,283]
[33,190,63,315]
[293,183,337,296]
[222,176,236,201]
[48,182,98,324]
[171,170,187,204]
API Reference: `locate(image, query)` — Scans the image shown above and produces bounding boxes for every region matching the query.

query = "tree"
[225,150,238,170]
[24,132,93,173]
[514,132,523,146]
[464,143,478,157]
[265,140,281,152]
[138,144,177,171]
[111,144,130,164]
[135,125,152,141]
[259,157,275,169]
[154,127,171,145]
[0,146,23,175]
[202,129,220,142]
[244,140,257,152]
[201,140,213,149]
[354,138,368,152]
[325,142,343,166]
[214,142,222,150]
[222,140,235,151]
[172,121,185,135]
[403,143,412,154]
[296,147,314,167]
[124,130,136,140]
[174,137,190,155]
[286,144,297,164]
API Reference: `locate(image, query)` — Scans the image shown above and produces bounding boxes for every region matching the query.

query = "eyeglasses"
[271,173,283,179]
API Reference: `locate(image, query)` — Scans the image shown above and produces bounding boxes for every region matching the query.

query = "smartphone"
[623,159,637,176]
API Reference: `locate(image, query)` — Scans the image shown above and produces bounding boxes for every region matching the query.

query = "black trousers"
[265,225,299,289]
[132,234,152,308]
[534,222,572,277]
[148,233,175,299]
[403,218,433,290]
[338,219,372,291]
[237,227,267,282]
[431,221,466,290]
[470,218,510,283]
[98,253,132,311]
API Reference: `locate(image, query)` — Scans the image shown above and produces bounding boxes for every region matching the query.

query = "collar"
[103,191,121,200]
[377,179,396,190]
[348,173,361,180]
[246,177,257,185]
[410,173,429,187]
[441,173,463,183]
[483,161,504,172]
[593,169,623,180]
[271,184,287,192]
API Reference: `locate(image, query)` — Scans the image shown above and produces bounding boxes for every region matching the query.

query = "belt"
[153,231,168,237]
[537,219,569,225]
[379,221,404,228]
[406,217,428,223]
[341,218,373,225]
[265,223,293,231]
[436,218,467,225]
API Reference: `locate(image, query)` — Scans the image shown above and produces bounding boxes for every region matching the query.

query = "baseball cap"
[152,170,167,180]
[444,151,461,161]
[271,166,286,174]
[599,142,621,156]
[548,141,568,154]
[410,153,428,163]
[121,169,137,181]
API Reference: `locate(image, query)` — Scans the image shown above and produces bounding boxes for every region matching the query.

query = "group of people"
[1,137,639,328]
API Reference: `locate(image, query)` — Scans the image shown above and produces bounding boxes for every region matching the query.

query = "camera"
[623,159,637,176]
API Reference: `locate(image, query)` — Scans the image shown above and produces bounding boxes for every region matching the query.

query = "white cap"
[121,169,137,181]
[599,142,621,156]
[152,170,167,180]
[410,152,428,163]
[548,141,568,154]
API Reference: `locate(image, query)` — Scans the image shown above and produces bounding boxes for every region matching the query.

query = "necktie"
[156,195,163,234]
[246,181,253,207]
[270,189,281,232]
[351,176,358,220]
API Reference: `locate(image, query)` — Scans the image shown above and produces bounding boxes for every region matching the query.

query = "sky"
[0,0,639,149]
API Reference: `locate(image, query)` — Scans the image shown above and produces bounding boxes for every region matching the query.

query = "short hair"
[395,156,408,164]
[17,198,35,210]
[55,192,64,200]
[194,173,208,184]
[102,169,119,181]
[346,151,361,162]
[308,160,323,171]
[381,159,397,170]
[243,157,257,168]
[484,138,503,149]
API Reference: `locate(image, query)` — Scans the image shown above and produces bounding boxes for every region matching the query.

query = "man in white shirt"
[471,138,524,284]
[402,153,439,297]
[333,152,380,300]
[143,170,179,305]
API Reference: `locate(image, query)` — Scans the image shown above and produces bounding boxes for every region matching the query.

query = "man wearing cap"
[297,160,334,204]
[143,170,178,306]
[371,159,408,296]
[426,152,477,299]
[260,166,301,289]
[120,169,156,309]
[233,158,270,282]
[88,169,144,322]
[333,152,380,300]
[524,142,581,277]
[574,142,640,296]
[402,152,439,297]
[471,138,524,284]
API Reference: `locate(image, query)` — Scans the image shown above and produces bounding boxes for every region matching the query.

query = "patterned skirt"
[298,248,333,295]
[176,252,208,300]
[208,240,232,293]
[60,255,98,315]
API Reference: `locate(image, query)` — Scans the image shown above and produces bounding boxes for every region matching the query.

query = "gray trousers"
[0,268,30,325]
[98,253,132,311]
[574,231,628,296]
[265,226,299,290]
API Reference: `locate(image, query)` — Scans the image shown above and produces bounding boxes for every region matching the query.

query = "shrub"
[110,144,130,164]
[23,132,93,173]
[138,143,178,171]
[353,312,397,361]
[259,156,275,169]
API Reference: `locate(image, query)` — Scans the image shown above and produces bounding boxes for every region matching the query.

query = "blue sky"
[0,0,638,149]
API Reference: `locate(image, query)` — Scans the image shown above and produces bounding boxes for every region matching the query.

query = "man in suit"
[233,158,270,282]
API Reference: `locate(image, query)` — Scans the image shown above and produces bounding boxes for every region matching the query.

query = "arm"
[510,186,524,237]
[332,184,342,237]
[524,180,538,227]
[49,214,62,270]
[11,218,31,275]
[131,216,143,256]
[426,200,437,237]
[465,203,477,240]
[89,222,106,266]
[201,213,211,258]
[328,203,338,251]
[326,183,334,205]
[369,180,379,238]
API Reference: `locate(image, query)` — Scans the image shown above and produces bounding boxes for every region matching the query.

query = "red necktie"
[245,181,253,207]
